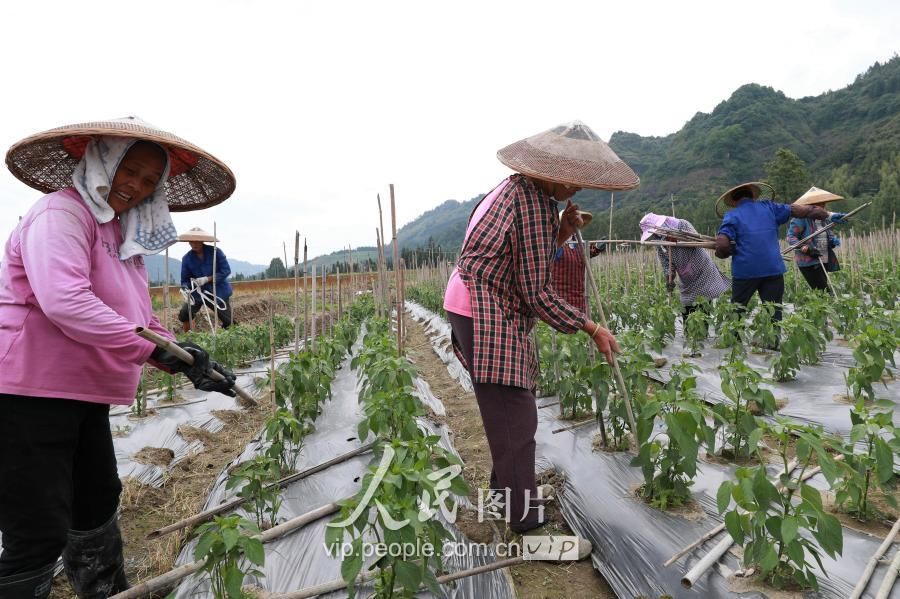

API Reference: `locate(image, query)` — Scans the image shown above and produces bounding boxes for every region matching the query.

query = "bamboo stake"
[850,515,900,599]
[303,239,309,344]
[294,231,300,352]
[781,202,872,255]
[551,418,595,434]
[608,192,614,243]
[136,327,257,407]
[311,265,317,350]
[112,502,341,599]
[679,457,840,588]
[583,239,608,448]
[145,444,374,540]
[574,230,638,441]
[269,298,276,405]
[390,184,402,354]
[163,247,170,331]
[212,222,218,335]
[267,557,526,599]
[321,267,326,336]
[377,194,389,317]
[875,546,900,599]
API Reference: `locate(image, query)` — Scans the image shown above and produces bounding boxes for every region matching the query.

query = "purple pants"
[447,312,541,531]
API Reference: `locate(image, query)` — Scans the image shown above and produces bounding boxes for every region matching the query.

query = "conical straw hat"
[718,182,762,207]
[497,121,640,191]
[793,186,843,206]
[178,227,218,242]
[5,116,236,212]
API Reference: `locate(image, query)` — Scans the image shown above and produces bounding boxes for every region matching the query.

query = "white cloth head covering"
[72,136,178,260]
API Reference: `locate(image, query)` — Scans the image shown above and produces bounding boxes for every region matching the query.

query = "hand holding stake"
[136,327,257,407]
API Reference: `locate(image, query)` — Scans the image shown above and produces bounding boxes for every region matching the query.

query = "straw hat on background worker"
[178,227,219,242]
[793,187,843,206]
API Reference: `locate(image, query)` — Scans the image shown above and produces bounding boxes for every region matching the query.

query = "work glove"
[830,236,841,248]
[193,276,211,286]
[149,342,236,396]
[828,212,848,224]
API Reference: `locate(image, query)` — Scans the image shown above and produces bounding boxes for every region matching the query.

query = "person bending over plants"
[443,121,634,539]
[0,118,237,598]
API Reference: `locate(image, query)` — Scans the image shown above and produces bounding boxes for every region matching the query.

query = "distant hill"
[386,55,900,252]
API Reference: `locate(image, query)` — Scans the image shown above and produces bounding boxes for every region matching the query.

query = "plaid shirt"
[552,244,588,312]
[455,175,586,390]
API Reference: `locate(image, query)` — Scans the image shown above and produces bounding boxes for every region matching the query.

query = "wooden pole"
[377,194,389,318]
[163,247,170,331]
[311,265,317,350]
[111,502,341,599]
[608,192,614,244]
[849,515,900,599]
[294,231,300,352]
[135,327,256,407]
[146,444,374,540]
[390,184,402,354]
[212,222,218,335]
[583,239,608,447]
[303,239,309,345]
[875,546,900,599]
[269,298,276,404]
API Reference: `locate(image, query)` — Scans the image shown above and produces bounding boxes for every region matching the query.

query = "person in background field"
[0,117,238,598]
[786,187,844,293]
[443,121,637,547]
[639,213,730,320]
[714,182,846,326]
[551,210,605,312]
[178,227,234,331]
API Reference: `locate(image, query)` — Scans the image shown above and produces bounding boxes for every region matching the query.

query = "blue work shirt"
[718,199,792,279]
[181,245,233,301]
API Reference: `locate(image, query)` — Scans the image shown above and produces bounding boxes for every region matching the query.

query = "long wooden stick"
[781,202,872,255]
[850,515,900,599]
[112,502,340,599]
[136,327,257,407]
[303,239,309,343]
[575,230,638,441]
[875,545,900,599]
[294,231,300,352]
[390,184,402,354]
[582,240,608,448]
[145,444,374,540]
[212,222,218,335]
[266,557,526,599]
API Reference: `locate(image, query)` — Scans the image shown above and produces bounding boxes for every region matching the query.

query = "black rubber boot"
[62,512,129,598]
[0,563,55,599]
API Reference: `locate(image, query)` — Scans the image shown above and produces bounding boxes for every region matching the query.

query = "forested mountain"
[393,55,900,253]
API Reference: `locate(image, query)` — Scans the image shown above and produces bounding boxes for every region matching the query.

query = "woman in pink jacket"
[0,118,238,598]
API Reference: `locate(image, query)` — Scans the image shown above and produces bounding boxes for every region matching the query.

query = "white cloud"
[1,0,898,264]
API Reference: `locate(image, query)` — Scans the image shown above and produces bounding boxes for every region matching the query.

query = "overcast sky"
[1,0,898,265]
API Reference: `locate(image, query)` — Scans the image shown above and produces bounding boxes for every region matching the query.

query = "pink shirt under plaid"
[454,175,587,390]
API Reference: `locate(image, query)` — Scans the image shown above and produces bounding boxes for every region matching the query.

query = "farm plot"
[404,243,900,599]
[122,306,517,599]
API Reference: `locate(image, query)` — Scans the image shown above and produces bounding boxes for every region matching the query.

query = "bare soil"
[405,315,616,599]
[49,399,274,598]
[132,447,175,467]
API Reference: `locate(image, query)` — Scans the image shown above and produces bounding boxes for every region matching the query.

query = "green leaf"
[193,531,217,561]
[341,539,364,584]
[394,559,422,591]
[874,438,895,484]
[243,538,266,566]
[816,513,843,557]
[724,511,744,545]
[748,428,764,453]
[224,566,244,599]
[222,527,239,552]
[781,516,799,546]
[800,484,823,512]
[717,481,734,514]
[759,543,779,576]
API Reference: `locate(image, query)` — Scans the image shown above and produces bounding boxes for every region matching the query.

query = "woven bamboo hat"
[719,182,762,207]
[178,227,218,242]
[5,116,236,212]
[793,186,843,206]
[497,121,640,191]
